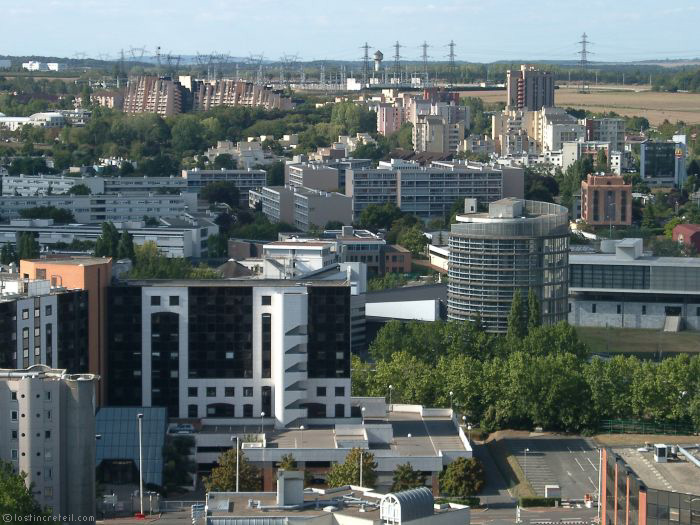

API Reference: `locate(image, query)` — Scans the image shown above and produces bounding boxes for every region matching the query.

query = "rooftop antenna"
[577,32,593,93]
[446,40,456,81]
[393,41,402,83]
[361,42,371,85]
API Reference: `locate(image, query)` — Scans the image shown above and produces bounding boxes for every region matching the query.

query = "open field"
[576,326,700,356]
[460,86,700,125]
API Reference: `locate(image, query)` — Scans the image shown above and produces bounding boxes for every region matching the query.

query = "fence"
[599,419,696,435]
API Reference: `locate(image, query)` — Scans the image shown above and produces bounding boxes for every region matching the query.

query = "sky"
[3,0,700,63]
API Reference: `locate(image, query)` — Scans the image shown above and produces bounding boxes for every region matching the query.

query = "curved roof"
[383,487,434,522]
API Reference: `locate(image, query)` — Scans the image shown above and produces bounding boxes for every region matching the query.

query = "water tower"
[373,50,383,72]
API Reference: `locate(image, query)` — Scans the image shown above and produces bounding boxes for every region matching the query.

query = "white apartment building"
[493,107,585,155]
[0,365,97,521]
[0,112,66,131]
[0,193,197,223]
[107,280,352,428]
[181,168,267,205]
[262,240,339,276]
[0,215,218,258]
[1,174,194,197]
[22,62,67,72]
[584,117,625,152]
[286,164,341,192]
[260,186,352,231]
[346,159,524,218]
[205,140,280,169]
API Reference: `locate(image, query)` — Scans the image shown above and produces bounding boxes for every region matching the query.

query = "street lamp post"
[524,448,530,482]
[230,436,239,492]
[260,411,265,434]
[388,384,393,410]
[467,424,472,442]
[359,450,363,487]
[449,391,453,410]
[361,406,365,425]
[299,425,304,449]
[137,413,144,518]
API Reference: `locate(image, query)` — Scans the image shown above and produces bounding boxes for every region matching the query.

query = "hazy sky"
[3,0,700,63]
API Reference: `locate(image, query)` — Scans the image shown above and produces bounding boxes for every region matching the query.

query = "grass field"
[460,85,700,125]
[576,326,700,356]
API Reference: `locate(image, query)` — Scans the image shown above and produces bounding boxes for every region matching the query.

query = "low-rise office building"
[286,164,341,192]
[0,365,98,522]
[0,192,197,223]
[0,215,218,258]
[568,238,700,331]
[640,139,687,187]
[0,174,188,197]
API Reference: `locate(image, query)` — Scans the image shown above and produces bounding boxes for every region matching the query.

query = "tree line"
[353,302,700,433]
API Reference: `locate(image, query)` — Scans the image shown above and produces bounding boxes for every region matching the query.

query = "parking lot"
[504,434,600,500]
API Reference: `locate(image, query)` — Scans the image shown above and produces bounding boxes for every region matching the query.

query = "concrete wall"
[568,298,700,331]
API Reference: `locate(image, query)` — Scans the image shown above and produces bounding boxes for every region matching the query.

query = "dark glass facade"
[0,301,15,369]
[307,286,350,379]
[642,142,676,180]
[570,264,651,290]
[56,291,89,373]
[188,286,253,379]
[151,312,180,417]
[107,286,143,406]
[261,313,271,378]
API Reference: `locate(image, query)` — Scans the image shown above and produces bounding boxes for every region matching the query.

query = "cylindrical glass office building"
[447,199,569,332]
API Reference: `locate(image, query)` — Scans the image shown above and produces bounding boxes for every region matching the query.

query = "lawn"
[576,326,700,356]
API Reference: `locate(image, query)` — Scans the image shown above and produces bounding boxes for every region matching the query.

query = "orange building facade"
[20,257,112,403]
[580,174,632,227]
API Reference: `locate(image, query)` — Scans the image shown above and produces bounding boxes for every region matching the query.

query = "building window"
[335,386,345,397]
[22,309,29,320]
[243,387,253,397]
[696,306,700,317]
[188,404,198,418]
[262,295,271,305]
[11,450,17,460]
[316,387,327,397]
[169,296,179,306]
[45,305,52,316]
[45,431,50,439]
[150,296,161,306]
[11,391,17,401]
[206,387,216,397]
[224,387,235,397]
[335,404,345,418]
[243,404,253,417]
[34,308,40,318]
[45,487,52,498]
[642,305,647,315]
[188,387,198,397]
[568,303,572,313]
[261,313,272,378]
[592,304,597,313]
[11,430,17,439]
[617,304,622,314]
[11,411,17,421]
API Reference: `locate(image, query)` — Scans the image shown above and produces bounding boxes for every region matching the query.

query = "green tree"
[266,161,285,186]
[213,154,236,170]
[527,289,541,332]
[66,183,91,195]
[17,233,39,260]
[163,436,196,494]
[0,243,17,265]
[440,457,485,497]
[397,225,428,256]
[116,230,135,261]
[278,453,313,485]
[201,181,241,208]
[19,206,75,224]
[204,448,261,492]
[595,148,607,173]
[207,233,229,258]
[358,203,403,230]
[171,115,205,155]
[507,289,527,339]
[391,463,426,492]
[95,222,120,257]
[327,448,377,488]
[0,461,47,517]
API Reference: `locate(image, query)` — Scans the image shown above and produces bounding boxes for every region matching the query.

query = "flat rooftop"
[199,410,467,457]
[613,446,700,494]
[570,253,700,267]
[21,257,110,266]
[118,279,349,288]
